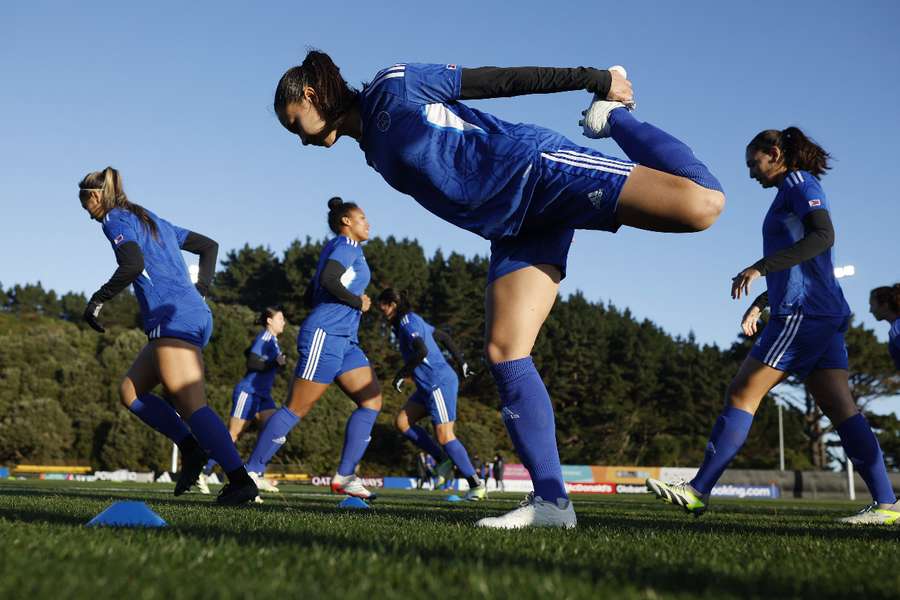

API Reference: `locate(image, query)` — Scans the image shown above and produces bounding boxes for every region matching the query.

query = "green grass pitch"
[0,480,897,599]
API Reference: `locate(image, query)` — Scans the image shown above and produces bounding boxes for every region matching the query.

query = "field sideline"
[1,480,897,599]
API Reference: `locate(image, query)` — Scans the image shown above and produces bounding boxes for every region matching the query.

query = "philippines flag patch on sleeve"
[808,199,822,207]
[113,234,125,245]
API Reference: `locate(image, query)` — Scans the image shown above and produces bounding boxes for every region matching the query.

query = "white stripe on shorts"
[764,309,803,367]
[301,328,326,380]
[540,152,633,176]
[233,391,249,418]
[552,149,635,169]
[433,387,449,423]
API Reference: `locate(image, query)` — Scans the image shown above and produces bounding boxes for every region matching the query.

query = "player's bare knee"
[395,411,409,431]
[484,341,512,365]
[436,429,455,445]
[118,378,137,408]
[687,187,725,232]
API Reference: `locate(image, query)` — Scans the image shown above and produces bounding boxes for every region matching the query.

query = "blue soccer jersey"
[890,319,900,370]
[359,63,621,240]
[304,236,370,340]
[394,312,455,390]
[240,329,281,393]
[761,171,850,317]
[101,207,206,330]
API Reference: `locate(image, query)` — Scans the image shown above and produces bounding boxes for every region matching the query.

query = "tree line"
[1,236,897,475]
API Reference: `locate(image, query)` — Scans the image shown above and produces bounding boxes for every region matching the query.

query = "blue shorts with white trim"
[295,327,370,384]
[750,310,849,379]
[230,384,276,421]
[408,375,459,425]
[488,145,634,284]
[146,303,213,349]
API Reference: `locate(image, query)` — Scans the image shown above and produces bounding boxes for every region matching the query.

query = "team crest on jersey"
[587,188,604,208]
[113,234,125,245]
[808,199,822,207]
[376,110,391,132]
[446,64,457,70]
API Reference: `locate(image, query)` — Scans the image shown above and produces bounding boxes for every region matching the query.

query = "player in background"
[272,52,725,528]
[243,197,382,500]
[78,167,257,505]
[198,307,287,494]
[869,285,900,370]
[646,128,900,525]
[376,288,485,500]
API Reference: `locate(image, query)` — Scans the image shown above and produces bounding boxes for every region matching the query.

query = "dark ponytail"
[377,288,412,317]
[871,284,900,313]
[326,196,359,234]
[274,50,359,128]
[259,305,283,326]
[747,127,832,177]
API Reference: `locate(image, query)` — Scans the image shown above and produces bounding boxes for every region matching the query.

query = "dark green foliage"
[2,236,894,473]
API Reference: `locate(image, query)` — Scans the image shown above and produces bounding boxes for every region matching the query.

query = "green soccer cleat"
[463,482,487,501]
[646,478,709,517]
[435,459,454,487]
[838,502,900,525]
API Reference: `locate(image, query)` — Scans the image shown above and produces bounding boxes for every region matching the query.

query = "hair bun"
[327,196,344,211]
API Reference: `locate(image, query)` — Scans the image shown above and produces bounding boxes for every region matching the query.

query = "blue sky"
[3,2,899,411]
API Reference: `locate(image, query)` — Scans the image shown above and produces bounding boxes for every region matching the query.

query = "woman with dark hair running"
[869,284,900,371]
[376,288,484,500]
[647,128,899,525]
[198,306,287,494]
[273,52,725,528]
[244,197,382,500]
[78,167,258,505]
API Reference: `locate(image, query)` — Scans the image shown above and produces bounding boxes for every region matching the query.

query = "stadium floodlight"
[189,264,200,284]
[834,264,856,279]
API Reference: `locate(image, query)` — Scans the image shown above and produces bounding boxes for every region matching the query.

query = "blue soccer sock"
[490,357,567,503]
[690,406,754,495]
[402,425,446,462]
[609,108,723,192]
[836,413,897,505]
[128,394,192,444]
[202,458,217,476]
[245,407,300,474]
[442,439,476,478]
[337,407,379,476]
[186,406,242,473]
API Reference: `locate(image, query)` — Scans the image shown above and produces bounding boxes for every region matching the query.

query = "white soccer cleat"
[248,471,280,493]
[196,473,211,495]
[579,65,632,139]
[331,473,377,500]
[837,501,900,525]
[475,492,576,530]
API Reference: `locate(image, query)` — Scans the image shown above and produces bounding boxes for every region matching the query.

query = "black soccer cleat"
[216,479,260,506]
[174,446,208,496]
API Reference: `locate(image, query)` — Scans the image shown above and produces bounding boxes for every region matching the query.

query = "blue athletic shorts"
[146,303,213,349]
[408,375,459,425]
[295,327,370,383]
[488,146,634,283]
[750,310,849,379]
[528,145,633,232]
[230,384,276,420]
[489,228,575,284]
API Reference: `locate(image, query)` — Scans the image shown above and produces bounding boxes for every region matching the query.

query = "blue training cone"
[338,496,371,509]
[446,494,462,502]
[86,501,167,528]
